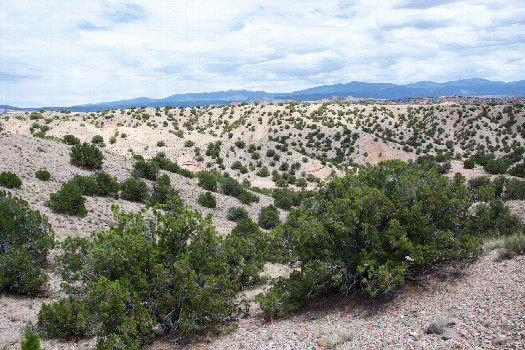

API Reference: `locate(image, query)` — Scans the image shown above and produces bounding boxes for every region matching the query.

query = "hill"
[0,98,524,349]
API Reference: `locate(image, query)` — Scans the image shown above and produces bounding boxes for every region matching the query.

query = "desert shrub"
[150,174,178,205]
[109,136,116,144]
[91,135,104,144]
[238,190,259,205]
[20,326,44,350]
[256,166,270,177]
[258,205,280,229]
[63,134,80,145]
[92,171,119,197]
[235,140,245,148]
[46,182,87,216]
[463,158,475,169]
[483,158,509,175]
[197,171,218,192]
[198,191,216,208]
[438,161,452,174]
[272,188,302,210]
[132,160,159,181]
[497,234,525,260]
[35,169,51,181]
[0,171,22,188]
[220,177,242,197]
[184,140,194,147]
[120,177,149,202]
[70,142,104,169]
[508,163,525,178]
[223,218,269,288]
[69,174,99,196]
[40,202,243,349]
[0,191,54,294]
[38,296,90,339]
[468,176,494,202]
[257,160,482,319]
[503,179,525,201]
[156,140,165,147]
[470,199,522,237]
[226,207,249,222]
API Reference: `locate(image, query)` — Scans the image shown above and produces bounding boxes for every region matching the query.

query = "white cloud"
[0,0,524,106]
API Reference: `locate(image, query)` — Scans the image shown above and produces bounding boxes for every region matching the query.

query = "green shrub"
[503,179,525,200]
[483,158,509,175]
[109,136,116,144]
[156,140,165,147]
[35,169,51,181]
[470,199,522,237]
[257,161,482,319]
[91,135,104,144]
[20,326,45,350]
[184,140,194,147]
[0,171,22,188]
[258,205,280,229]
[46,182,87,216]
[508,163,525,177]
[38,296,90,339]
[226,207,249,222]
[93,171,120,197]
[40,201,243,349]
[224,218,269,288]
[197,171,218,192]
[273,188,302,210]
[63,134,80,145]
[235,140,245,148]
[198,191,216,208]
[256,166,270,177]
[150,174,178,205]
[120,177,149,202]
[220,177,242,197]
[70,142,104,169]
[463,158,475,169]
[0,191,54,294]
[132,161,159,181]
[468,176,494,202]
[238,191,259,205]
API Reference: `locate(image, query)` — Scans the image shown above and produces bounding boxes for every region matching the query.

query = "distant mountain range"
[4,79,525,112]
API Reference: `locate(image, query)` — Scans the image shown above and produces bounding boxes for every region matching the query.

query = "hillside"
[1,99,525,349]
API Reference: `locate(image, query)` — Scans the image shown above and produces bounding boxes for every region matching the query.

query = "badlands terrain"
[1,99,525,349]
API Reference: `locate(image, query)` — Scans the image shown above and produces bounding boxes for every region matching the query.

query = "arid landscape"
[1,98,525,349]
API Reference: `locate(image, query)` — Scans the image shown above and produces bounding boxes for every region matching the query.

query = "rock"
[443,329,459,340]
[317,339,330,348]
[426,322,443,335]
[413,341,425,349]
[196,346,206,350]
[493,334,506,345]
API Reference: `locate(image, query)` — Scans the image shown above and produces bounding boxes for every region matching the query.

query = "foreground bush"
[0,171,22,188]
[256,161,482,319]
[45,182,87,216]
[0,191,54,294]
[70,142,104,169]
[39,200,260,349]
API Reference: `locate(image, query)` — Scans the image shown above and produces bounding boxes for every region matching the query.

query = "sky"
[1,0,524,107]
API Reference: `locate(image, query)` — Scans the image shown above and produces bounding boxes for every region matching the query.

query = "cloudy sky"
[1,0,524,107]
